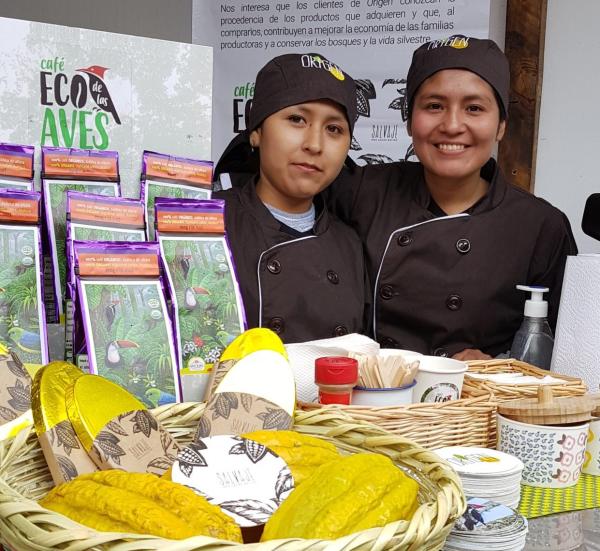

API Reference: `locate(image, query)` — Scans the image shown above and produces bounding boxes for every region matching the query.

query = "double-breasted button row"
[268,317,347,338]
[396,233,471,255]
[380,286,463,311]
[266,259,340,286]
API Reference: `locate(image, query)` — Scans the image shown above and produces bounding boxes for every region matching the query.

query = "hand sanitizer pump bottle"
[509,285,554,370]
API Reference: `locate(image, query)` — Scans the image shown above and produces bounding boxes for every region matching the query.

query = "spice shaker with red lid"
[314,356,358,405]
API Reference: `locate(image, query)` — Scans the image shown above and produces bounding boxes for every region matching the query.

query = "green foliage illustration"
[46,181,118,308]
[145,180,210,240]
[81,281,177,406]
[0,227,44,365]
[161,237,243,372]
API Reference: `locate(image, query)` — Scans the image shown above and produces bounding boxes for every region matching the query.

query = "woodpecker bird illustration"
[180,256,191,280]
[76,65,122,125]
[105,301,120,331]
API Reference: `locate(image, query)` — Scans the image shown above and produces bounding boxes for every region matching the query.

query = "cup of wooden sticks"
[349,350,420,406]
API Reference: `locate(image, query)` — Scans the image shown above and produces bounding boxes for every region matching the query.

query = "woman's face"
[251,100,351,213]
[408,69,506,186]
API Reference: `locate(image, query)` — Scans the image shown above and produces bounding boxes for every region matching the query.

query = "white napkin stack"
[285,334,380,402]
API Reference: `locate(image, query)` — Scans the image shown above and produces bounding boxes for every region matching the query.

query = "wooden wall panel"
[498,0,548,192]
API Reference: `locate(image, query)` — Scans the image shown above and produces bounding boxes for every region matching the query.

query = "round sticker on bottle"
[421,383,459,403]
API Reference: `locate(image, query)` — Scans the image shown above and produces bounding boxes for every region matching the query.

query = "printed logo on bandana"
[427,35,470,51]
[300,54,345,81]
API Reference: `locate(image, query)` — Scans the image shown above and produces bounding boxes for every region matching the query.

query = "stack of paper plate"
[436,446,523,509]
[444,498,528,551]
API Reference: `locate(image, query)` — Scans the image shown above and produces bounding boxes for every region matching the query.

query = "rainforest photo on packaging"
[0,226,44,366]
[45,180,119,305]
[79,279,178,407]
[160,236,244,372]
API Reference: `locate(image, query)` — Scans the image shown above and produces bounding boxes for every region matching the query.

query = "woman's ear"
[496,120,506,142]
[249,128,261,148]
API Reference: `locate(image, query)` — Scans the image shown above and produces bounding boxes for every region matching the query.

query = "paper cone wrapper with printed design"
[205,328,287,402]
[31,361,98,485]
[172,434,294,527]
[0,348,35,441]
[0,349,32,427]
[65,374,178,475]
[196,392,293,439]
[213,350,295,416]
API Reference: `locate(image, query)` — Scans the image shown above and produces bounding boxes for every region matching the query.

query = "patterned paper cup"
[583,417,600,476]
[497,414,589,489]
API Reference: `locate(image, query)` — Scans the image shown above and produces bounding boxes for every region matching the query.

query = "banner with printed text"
[0,17,212,197]
[192,0,490,164]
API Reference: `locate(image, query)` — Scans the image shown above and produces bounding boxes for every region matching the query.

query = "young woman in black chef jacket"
[326,36,577,360]
[213,53,366,343]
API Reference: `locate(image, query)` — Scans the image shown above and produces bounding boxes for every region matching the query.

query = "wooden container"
[462,359,587,402]
[497,386,595,425]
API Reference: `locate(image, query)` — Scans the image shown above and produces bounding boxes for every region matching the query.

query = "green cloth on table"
[519,474,600,518]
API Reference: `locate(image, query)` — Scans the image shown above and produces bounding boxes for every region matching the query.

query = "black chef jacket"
[214,177,366,344]
[326,158,577,357]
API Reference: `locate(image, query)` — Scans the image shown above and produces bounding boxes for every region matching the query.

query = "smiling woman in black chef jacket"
[326,35,577,360]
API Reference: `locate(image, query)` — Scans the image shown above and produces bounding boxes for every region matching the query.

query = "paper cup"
[411,356,468,403]
[497,414,589,488]
[379,348,422,358]
[583,417,600,476]
[352,380,416,406]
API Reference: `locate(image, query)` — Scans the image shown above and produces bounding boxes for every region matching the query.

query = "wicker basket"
[299,394,498,450]
[0,402,465,551]
[462,359,587,402]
